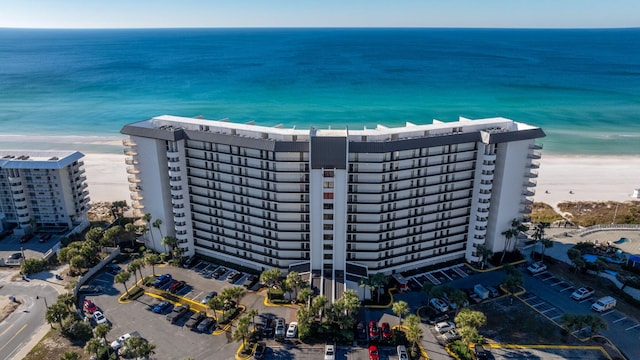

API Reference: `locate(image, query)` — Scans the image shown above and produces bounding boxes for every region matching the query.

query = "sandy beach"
[81,149,640,205]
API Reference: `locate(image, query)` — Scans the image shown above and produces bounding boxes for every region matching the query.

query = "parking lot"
[0,232,61,263]
[80,258,317,360]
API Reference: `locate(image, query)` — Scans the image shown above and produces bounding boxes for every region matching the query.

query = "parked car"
[430,297,449,313]
[92,310,108,325]
[434,321,456,334]
[166,304,189,323]
[254,342,267,360]
[152,274,172,288]
[441,328,462,343]
[397,345,408,360]
[168,280,186,293]
[152,300,172,314]
[185,311,207,328]
[106,263,122,275]
[243,275,259,289]
[201,291,218,304]
[39,233,52,242]
[571,287,595,301]
[9,252,22,260]
[79,285,103,294]
[83,300,97,313]
[275,318,286,338]
[197,317,216,332]
[368,345,379,360]
[486,286,500,298]
[527,262,547,274]
[227,271,243,283]
[592,296,616,312]
[286,322,298,338]
[111,333,131,350]
[212,268,227,279]
[19,233,34,243]
[380,322,392,340]
[324,344,335,360]
[368,320,379,339]
[474,344,488,360]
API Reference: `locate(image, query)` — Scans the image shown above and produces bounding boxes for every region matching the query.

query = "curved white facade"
[121,115,544,301]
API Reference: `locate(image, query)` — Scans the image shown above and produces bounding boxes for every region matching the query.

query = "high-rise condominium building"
[122,115,544,301]
[0,151,90,234]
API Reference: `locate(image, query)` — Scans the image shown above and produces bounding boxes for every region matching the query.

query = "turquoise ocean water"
[0,28,639,155]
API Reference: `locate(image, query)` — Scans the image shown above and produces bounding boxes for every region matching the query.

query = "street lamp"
[36,295,49,308]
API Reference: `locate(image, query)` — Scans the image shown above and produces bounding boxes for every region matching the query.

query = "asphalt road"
[0,273,60,360]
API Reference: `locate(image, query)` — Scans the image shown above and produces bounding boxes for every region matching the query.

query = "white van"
[591,296,616,312]
[397,345,408,360]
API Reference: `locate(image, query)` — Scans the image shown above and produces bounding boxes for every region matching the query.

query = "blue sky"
[1,0,638,29]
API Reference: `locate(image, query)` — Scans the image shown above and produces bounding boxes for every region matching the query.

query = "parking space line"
[453,266,468,278]
[613,317,627,323]
[550,280,564,286]
[93,278,112,284]
[601,310,616,316]
[541,308,556,314]
[625,323,640,331]
[550,315,562,320]
[439,270,452,281]
[579,298,591,304]
[531,302,546,307]
[559,286,573,292]
[192,291,204,301]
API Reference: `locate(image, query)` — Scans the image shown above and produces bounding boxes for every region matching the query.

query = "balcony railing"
[123,138,136,147]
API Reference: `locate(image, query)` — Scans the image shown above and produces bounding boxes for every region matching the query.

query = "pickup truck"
[570,287,595,300]
[166,304,189,323]
[185,311,206,328]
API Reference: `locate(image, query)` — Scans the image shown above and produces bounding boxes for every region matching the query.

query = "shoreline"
[84,152,640,205]
[1,136,638,205]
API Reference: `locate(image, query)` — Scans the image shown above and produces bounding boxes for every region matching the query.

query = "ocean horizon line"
[2,26,640,31]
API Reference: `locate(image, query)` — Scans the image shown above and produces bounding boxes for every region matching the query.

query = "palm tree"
[500,218,529,264]
[161,236,177,258]
[246,309,259,331]
[392,300,410,327]
[207,296,223,321]
[46,302,69,328]
[114,271,131,296]
[127,261,141,284]
[260,268,282,300]
[94,323,112,344]
[370,273,388,304]
[144,252,161,276]
[153,218,164,240]
[358,277,371,301]
[476,244,493,269]
[57,293,75,312]
[142,213,153,243]
[224,286,246,306]
[84,337,102,359]
[285,271,303,299]
[232,315,252,351]
[296,287,315,306]
[59,351,80,360]
[405,314,423,355]
[539,238,554,261]
[311,295,328,322]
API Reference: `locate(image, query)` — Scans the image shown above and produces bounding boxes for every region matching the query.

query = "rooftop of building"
[122,115,543,143]
[0,150,84,169]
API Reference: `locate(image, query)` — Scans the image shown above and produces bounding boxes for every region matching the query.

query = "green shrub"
[270,299,291,304]
[142,275,155,286]
[123,286,144,300]
[447,340,473,360]
[219,308,240,325]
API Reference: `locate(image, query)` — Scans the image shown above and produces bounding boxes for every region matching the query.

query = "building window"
[323,224,333,230]
[323,192,334,199]
[323,213,333,220]
[324,170,334,177]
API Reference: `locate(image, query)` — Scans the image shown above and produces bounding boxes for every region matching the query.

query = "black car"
[185,311,207,328]
[166,304,189,323]
[106,264,122,275]
[227,271,243,284]
[253,342,267,359]
[197,317,216,332]
[243,275,258,289]
[212,268,227,279]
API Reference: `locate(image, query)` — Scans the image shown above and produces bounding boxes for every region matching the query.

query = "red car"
[368,320,379,339]
[369,345,379,360]
[83,299,97,313]
[381,322,392,340]
[168,280,186,293]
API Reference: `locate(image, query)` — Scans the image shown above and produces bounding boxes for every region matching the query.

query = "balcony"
[529,143,543,150]
[125,158,139,165]
[523,180,537,187]
[478,181,492,191]
[132,209,145,217]
[480,171,493,182]
[175,223,188,232]
[527,162,540,169]
[170,187,183,197]
[475,218,488,228]
[522,189,535,196]
[524,170,539,178]
[166,150,179,158]
[129,184,142,192]
[128,175,142,183]
[169,177,182,186]
[171,197,184,207]
[167,157,180,166]
[168,169,182,177]
[477,191,491,201]
[175,232,188,241]
[126,166,140,174]
[132,201,145,209]
[520,207,532,214]
[124,149,138,156]
[521,198,534,206]
[528,152,542,160]
[483,153,497,161]
[130,193,143,201]
[123,138,136,147]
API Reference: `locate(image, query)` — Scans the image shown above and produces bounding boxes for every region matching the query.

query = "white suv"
[430,297,449,313]
[527,262,547,274]
[286,321,298,338]
[324,344,335,360]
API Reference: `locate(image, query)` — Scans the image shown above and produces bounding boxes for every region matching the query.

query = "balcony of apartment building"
[479,170,494,182]
[167,155,180,167]
[130,193,143,201]
[523,179,537,188]
[170,185,183,197]
[123,148,138,156]
[522,189,535,197]
[169,176,182,187]
[129,184,142,192]
[175,221,188,233]
[131,201,145,210]
[527,161,540,170]
[125,158,139,165]
[477,189,491,201]
[529,143,543,151]
[128,175,142,183]
[524,170,539,178]
[521,198,534,206]
[122,138,137,147]
[131,209,145,218]
[520,206,532,214]
[168,166,182,178]
[478,179,492,192]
